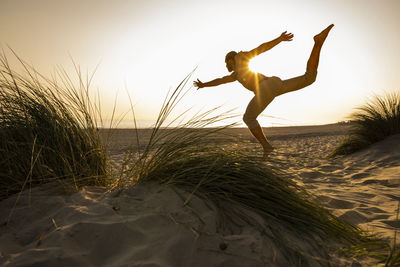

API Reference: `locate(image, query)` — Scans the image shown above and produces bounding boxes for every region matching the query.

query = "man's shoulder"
[236,51,251,60]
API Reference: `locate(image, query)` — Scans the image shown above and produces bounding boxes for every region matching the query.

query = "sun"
[248,57,262,73]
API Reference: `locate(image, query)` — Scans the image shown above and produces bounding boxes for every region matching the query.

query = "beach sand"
[1,124,399,266]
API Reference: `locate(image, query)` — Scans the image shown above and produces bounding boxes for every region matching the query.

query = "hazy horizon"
[99,118,352,129]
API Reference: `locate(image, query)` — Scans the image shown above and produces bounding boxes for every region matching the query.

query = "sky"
[1,0,399,127]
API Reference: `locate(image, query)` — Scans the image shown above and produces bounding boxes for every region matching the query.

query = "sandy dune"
[270,131,400,241]
[1,124,399,266]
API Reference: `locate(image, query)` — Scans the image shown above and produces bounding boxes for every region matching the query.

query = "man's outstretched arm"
[194,74,236,89]
[246,31,293,57]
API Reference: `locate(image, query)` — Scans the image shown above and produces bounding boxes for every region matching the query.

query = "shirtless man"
[194,24,334,157]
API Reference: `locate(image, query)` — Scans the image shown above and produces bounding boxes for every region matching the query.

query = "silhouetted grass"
[0,51,110,200]
[331,93,400,156]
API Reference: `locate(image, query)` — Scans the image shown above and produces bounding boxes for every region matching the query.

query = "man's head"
[225,51,237,72]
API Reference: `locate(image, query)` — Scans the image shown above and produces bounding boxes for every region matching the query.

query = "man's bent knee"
[243,114,260,130]
[305,71,317,85]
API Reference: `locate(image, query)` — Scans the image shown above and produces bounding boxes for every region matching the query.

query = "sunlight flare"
[248,57,260,73]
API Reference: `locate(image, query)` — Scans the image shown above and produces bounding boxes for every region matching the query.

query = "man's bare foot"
[263,146,274,158]
[314,24,334,44]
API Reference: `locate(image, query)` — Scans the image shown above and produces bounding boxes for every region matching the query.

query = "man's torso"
[233,52,268,92]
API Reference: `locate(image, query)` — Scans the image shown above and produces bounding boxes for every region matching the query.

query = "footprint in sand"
[327,198,355,209]
[353,192,377,198]
[356,207,387,214]
[381,220,400,229]
[361,178,399,187]
[349,172,370,179]
[299,171,322,180]
[339,210,368,225]
[368,214,390,220]
[384,194,400,201]
[317,164,341,173]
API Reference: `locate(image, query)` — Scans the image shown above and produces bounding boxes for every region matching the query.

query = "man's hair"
[225,51,237,62]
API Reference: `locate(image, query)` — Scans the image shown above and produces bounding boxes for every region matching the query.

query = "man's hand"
[193,79,204,89]
[279,31,294,42]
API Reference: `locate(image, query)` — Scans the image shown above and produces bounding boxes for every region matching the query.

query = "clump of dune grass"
[113,72,378,265]
[331,92,400,156]
[0,51,110,200]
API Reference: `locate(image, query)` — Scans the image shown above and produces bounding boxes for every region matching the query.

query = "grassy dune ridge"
[331,92,400,157]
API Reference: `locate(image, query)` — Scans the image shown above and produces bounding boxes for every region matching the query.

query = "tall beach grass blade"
[124,85,141,156]
[7,136,42,224]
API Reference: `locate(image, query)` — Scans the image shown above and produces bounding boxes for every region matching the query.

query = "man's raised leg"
[277,24,334,97]
[307,24,334,72]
